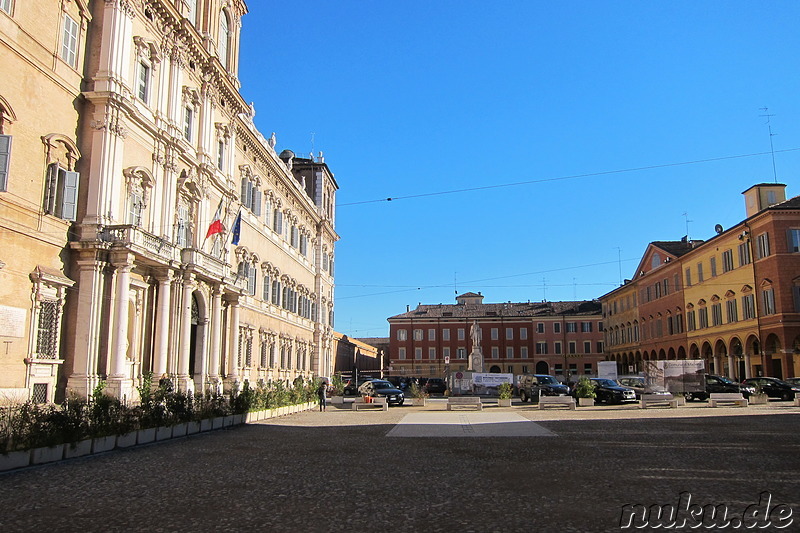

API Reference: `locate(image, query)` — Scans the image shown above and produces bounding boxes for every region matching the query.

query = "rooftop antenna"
[310,132,316,161]
[454,271,458,295]
[758,108,778,183]
[542,277,547,302]
[614,247,622,286]
[682,212,692,241]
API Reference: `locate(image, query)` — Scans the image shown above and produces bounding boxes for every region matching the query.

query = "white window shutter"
[58,170,80,221]
[0,135,11,191]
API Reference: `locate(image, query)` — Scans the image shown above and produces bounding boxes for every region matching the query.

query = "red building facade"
[387,292,605,382]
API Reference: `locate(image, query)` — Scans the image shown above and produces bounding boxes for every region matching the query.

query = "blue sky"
[238,1,800,337]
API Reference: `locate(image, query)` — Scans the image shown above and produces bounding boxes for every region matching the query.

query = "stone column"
[107,253,134,400]
[744,354,752,379]
[67,251,106,398]
[151,269,173,382]
[224,294,240,391]
[208,285,223,389]
[727,354,736,379]
[713,355,722,376]
[177,272,195,392]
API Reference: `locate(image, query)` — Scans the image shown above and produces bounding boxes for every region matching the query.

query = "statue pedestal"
[468,349,484,373]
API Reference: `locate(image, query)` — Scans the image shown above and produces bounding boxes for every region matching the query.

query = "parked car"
[784,377,800,388]
[684,374,753,401]
[741,377,800,401]
[358,380,405,406]
[343,378,375,396]
[424,378,447,394]
[579,378,637,404]
[517,374,569,402]
[616,376,671,400]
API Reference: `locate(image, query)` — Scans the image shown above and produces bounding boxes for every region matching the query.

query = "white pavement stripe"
[386,412,558,437]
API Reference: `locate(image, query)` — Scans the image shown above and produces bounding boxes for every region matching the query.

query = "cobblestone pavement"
[1,402,799,532]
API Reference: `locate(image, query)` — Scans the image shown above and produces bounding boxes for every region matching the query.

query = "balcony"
[100,225,178,264]
[181,247,229,280]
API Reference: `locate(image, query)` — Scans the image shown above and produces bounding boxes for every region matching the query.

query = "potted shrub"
[329,374,346,405]
[746,381,768,405]
[574,376,596,407]
[497,383,513,407]
[409,382,428,406]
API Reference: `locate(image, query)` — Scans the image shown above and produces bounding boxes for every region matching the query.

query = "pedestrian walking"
[317,380,327,411]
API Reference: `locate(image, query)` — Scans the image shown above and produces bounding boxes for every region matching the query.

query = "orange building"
[601,183,800,380]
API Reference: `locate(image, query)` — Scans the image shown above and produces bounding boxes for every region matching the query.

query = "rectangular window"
[506,347,514,358]
[413,329,423,341]
[738,242,752,266]
[458,328,465,340]
[262,275,270,302]
[428,347,436,359]
[711,303,722,326]
[685,267,692,287]
[554,341,562,355]
[697,263,704,283]
[742,294,755,320]
[687,310,696,331]
[583,341,591,354]
[397,329,407,341]
[127,191,143,224]
[491,328,498,340]
[596,341,604,353]
[44,164,80,221]
[428,329,436,341]
[726,300,738,323]
[536,322,545,333]
[519,328,527,340]
[217,140,225,170]
[536,342,548,355]
[443,347,450,359]
[491,347,499,359]
[183,107,193,141]
[566,322,577,333]
[505,327,513,340]
[137,61,151,101]
[442,328,450,341]
[414,347,422,360]
[457,348,466,359]
[756,233,770,259]
[581,321,592,333]
[0,134,10,191]
[553,322,561,334]
[61,14,79,67]
[521,365,529,373]
[175,205,190,247]
[698,308,708,329]
[520,346,528,359]
[273,209,283,234]
[36,300,60,359]
[762,288,776,315]
[721,250,733,272]
[568,341,576,354]
[710,257,717,277]
[788,229,800,253]
[398,347,406,360]
[0,0,12,14]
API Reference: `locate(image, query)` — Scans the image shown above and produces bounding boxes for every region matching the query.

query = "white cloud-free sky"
[238,1,800,337]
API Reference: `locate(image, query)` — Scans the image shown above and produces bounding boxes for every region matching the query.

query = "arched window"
[218,11,230,69]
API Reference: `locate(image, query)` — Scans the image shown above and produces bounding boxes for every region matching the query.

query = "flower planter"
[137,428,156,444]
[223,415,235,427]
[233,414,245,425]
[186,421,200,435]
[412,398,428,407]
[64,439,92,459]
[156,426,173,441]
[92,435,117,454]
[200,419,214,432]
[31,444,65,465]
[748,393,768,405]
[211,416,225,430]
[172,422,188,438]
[497,398,512,407]
[0,450,31,472]
[577,397,595,407]
[330,396,344,405]
[116,431,137,448]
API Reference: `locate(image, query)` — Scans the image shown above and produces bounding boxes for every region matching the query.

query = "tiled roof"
[771,194,800,210]
[388,300,601,320]
[651,240,703,257]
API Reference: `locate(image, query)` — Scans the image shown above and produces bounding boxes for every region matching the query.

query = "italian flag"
[205,199,225,239]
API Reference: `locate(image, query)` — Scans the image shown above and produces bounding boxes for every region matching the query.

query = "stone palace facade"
[0,0,338,403]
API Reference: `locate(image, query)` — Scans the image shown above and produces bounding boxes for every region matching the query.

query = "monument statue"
[468,320,484,372]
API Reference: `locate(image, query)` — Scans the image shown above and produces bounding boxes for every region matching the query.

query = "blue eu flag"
[231,211,242,245]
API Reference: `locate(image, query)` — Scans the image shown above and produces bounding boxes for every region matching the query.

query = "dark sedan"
[358,380,405,406]
[581,378,637,404]
[742,377,800,401]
